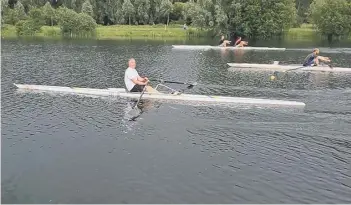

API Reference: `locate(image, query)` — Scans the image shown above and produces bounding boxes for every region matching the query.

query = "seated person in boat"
[233,36,248,47]
[302,48,331,66]
[230,32,248,47]
[124,58,159,93]
[218,35,231,47]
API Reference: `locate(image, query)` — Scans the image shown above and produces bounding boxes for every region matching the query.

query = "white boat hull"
[13,83,306,108]
[172,45,286,51]
[227,63,351,73]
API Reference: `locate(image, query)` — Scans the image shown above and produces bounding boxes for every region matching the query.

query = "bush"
[76,12,97,36]
[15,20,41,35]
[42,26,61,36]
[56,6,96,36]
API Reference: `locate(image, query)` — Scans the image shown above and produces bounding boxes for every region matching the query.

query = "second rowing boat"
[172,45,286,51]
[227,62,351,73]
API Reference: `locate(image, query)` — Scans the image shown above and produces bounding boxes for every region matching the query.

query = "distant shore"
[2,24,350,40]
[1,24,207,39]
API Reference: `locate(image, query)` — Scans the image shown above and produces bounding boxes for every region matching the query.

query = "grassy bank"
[285,24,351,39]
[2,23,351,40]
[285,24,317,39]
[96,24,208,39]
[1,24,208,39]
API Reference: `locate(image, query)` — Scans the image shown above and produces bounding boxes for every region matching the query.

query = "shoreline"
[2,24,350,40]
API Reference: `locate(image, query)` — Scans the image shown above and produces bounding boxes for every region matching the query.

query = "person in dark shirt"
[302,48,331,66]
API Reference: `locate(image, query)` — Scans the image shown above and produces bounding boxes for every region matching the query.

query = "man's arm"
[137,76,148,82]
[132,77,148,85]
[318,56,331,62]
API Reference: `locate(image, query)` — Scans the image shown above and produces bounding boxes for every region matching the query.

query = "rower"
[302,48,331,66]
[218,35,231,47]
[124,58,159,93]
[232,33,248,47]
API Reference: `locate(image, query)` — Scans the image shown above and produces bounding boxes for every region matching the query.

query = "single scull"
[172,45,286,51]
[14,83,306,108]
[227,62,351,73]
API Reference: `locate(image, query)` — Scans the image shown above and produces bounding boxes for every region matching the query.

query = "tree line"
[1,0,351,39]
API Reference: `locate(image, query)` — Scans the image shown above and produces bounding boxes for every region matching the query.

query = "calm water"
[2,38,351,203]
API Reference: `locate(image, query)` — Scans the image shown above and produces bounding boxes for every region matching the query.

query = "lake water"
[2,38,351,203]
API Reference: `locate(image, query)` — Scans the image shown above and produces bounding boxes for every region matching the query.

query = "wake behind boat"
[227,62,351,73]
[172,45,286,51]
[13,83,306,108]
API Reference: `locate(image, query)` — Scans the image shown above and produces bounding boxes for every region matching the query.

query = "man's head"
[313,48,320,55]
[128,58,136,69]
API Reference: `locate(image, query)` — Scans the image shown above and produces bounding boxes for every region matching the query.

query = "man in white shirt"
[124,58,158,93]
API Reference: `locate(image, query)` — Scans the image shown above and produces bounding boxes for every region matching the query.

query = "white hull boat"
[227,63,351,73]
[14,83,306,108]
[172,45,286,51]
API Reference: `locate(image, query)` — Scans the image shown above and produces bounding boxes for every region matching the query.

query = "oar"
[270,61,334,81]
[127,85,148,120]
[151,79,198,90]
[327,61,334,69]
[284,59,333,72]
[284,66,305,73]
[157,79,198,87]
[132,85,147,109]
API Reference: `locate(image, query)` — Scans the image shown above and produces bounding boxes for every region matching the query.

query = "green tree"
[76,12,97,35]
[15,1,27,20]
[160,0,173,25]
[81,0,94,18]
[55,6,97,36]
[15,8,44,35]
[1,0,9,26]
[169,2,185,22]
[109,0,123,24]
[62,0,78,11]
[42,2,57,26]
[21,0,34,13]
[134,0,150,24]
[114,0,125,24]
[3,0,27,25]
[56,6,80,36]
[310,0,351,39]
[296,0,313,24]
[150,0,164,24]
[227,0,297,39]
[122,0,135,25]
[183,0,212,29]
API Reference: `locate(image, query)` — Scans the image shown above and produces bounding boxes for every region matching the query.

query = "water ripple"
[2,39,351,203]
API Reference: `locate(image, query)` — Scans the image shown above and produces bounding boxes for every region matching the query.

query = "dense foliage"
[310,0,351,39]
[1,0,351,39]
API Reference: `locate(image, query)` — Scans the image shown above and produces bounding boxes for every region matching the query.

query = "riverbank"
[2,23,350,40]
[284,24,317,39]
[1,24,208,39]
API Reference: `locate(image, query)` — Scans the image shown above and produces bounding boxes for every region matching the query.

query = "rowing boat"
[172,45,286,51]
[13,83,306,108]
[227,63,351,73]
